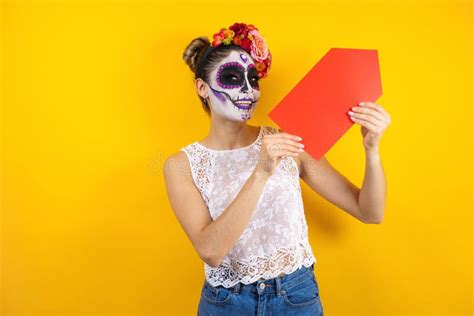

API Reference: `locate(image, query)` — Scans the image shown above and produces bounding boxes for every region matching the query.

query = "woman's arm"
[283,101,391,224]
[163,152,270,268]
[298,151,385,224]
[163,131,303,267]
[358,148,386,223]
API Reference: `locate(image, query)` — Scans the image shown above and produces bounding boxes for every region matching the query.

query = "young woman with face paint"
[164,34,324,315]
[164,27,390,315]
[203,49,261,122]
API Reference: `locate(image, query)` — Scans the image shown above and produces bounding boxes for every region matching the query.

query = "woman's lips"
[233,98,255,110]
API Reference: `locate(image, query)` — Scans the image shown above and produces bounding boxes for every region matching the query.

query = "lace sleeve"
[180,145,213,207]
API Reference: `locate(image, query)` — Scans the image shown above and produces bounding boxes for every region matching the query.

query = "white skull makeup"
[205,50,261,121]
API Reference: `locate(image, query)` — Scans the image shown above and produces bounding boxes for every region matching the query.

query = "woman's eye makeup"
[217,62,245,88]
[247,67,260,89]
[226,73,241,81]
[216,61,260,90]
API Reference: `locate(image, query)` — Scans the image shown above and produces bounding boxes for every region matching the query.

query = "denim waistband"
[207,262,315,296]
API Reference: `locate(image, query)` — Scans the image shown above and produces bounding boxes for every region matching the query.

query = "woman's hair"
[183,36,247,116]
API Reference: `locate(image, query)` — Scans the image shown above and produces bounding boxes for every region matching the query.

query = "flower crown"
[197,22,272,80]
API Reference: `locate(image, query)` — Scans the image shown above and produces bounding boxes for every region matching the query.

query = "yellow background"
[1,0,472,315]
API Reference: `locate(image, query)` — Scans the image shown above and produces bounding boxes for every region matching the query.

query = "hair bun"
[182,36,211,73]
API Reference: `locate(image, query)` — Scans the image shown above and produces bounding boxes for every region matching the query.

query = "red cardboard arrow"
[268,48,382,160]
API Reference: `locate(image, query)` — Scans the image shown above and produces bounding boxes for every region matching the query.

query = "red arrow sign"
[268,48,382,160]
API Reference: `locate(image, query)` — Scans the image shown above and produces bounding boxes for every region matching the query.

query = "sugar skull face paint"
[206,50,260,121]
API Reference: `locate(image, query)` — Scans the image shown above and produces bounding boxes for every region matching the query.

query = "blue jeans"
[198,263,323,315]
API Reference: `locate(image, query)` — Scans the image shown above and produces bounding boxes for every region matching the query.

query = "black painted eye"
[247,68,260,89]
[218,64,245,87]
[226,74,239,80]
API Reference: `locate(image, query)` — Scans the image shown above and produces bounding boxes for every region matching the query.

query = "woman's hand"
[255,132,305,176]
[348,102,391,151]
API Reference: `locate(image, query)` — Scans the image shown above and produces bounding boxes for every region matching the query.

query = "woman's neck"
[199,121,260,151]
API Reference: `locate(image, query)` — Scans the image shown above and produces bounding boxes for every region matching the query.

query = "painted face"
[206,50,261,121]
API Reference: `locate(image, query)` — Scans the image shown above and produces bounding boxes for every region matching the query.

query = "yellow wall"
[1,0,472,315]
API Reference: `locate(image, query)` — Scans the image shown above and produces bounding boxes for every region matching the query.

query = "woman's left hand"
[348,101,391,151]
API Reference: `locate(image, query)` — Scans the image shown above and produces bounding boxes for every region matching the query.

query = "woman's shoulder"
[165,141,201,173]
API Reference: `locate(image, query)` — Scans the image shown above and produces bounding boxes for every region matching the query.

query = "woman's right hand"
[255,131,305,176]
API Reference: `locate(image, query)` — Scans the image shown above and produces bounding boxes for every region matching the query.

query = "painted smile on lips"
[233,97,256,110]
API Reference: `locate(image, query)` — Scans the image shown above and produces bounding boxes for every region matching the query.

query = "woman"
[164,22,391,316]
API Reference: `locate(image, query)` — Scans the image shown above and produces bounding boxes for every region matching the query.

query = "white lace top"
[180,125,316,288]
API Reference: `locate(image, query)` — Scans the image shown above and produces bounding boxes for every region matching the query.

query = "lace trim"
[205,243,317,288]
[180,144,213,206]
[195,125,264,152]
[255,125,273,146]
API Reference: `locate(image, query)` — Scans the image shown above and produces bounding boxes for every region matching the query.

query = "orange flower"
[222,29,234,40]
[255,62,266,72]
[247,24,258,32]
[233,36,242,45]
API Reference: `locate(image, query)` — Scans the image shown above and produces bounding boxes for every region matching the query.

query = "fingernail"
[296,136,302,140]
[299,143,305,148]
[359,102,365,106]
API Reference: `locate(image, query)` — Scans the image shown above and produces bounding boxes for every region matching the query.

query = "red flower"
[229,22,249,37]
[239,38,252,51]
[265,52,272,66]
[212,31,225,46]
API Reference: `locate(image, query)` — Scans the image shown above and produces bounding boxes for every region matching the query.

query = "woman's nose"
[240,77,252,93]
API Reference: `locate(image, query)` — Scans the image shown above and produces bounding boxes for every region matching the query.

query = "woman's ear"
[195,78,209,99]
